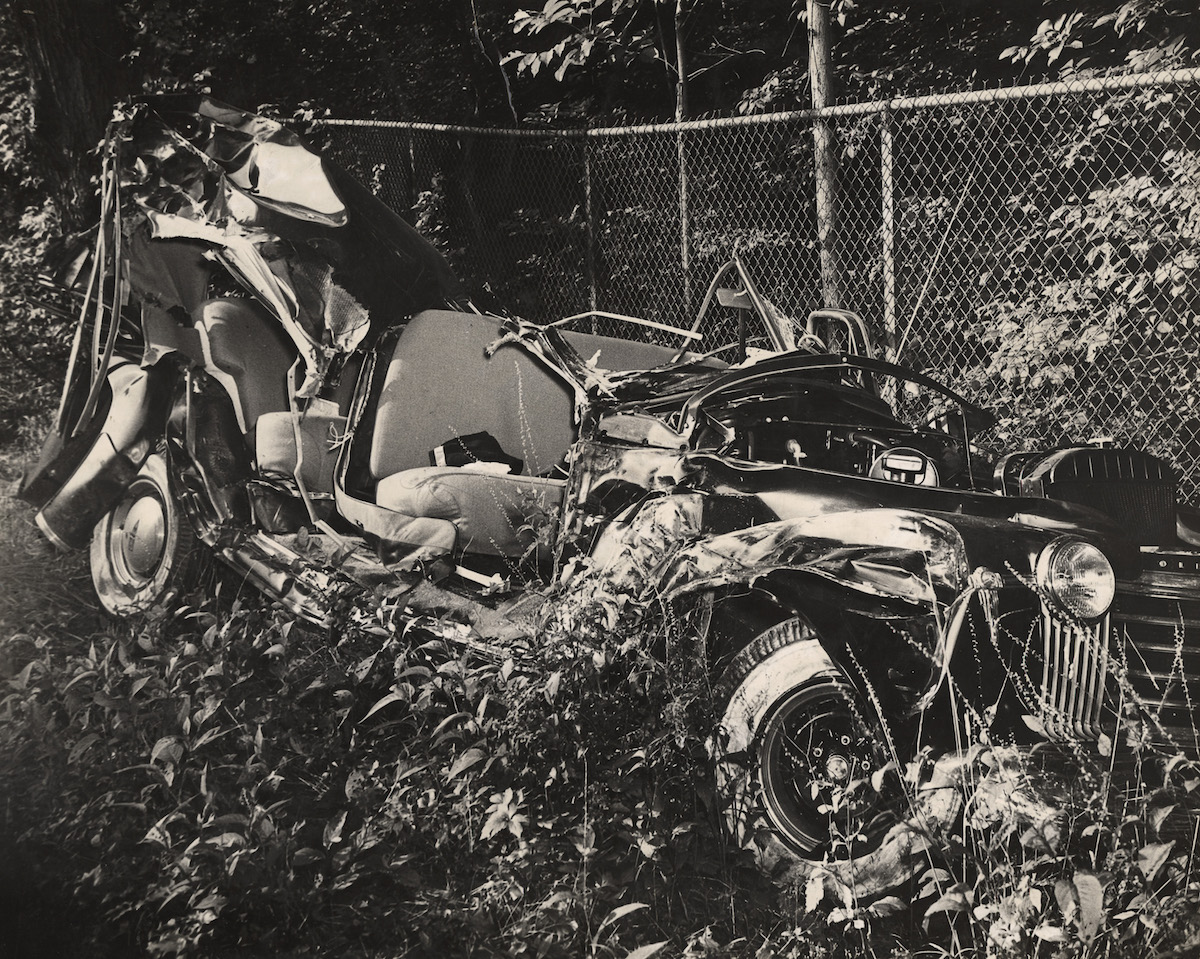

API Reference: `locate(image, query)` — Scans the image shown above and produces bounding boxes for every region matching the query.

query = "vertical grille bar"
[1039,603,1110,740]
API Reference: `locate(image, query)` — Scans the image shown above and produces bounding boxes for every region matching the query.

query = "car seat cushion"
[255,404,347,494]
[376,467,566,558]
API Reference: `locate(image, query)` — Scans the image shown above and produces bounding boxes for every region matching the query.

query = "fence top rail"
[317,67,1200,138]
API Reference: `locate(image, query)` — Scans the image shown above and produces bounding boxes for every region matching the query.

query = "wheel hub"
[117,494,166,578]
[825,754,852,782]
[759,686,880,852]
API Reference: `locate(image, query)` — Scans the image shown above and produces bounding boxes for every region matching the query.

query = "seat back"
[194,298,296,434]
[370,311,575,480]
[369,311,685,482]
[559,329,683,374]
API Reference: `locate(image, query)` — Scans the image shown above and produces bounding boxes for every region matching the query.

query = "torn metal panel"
[659,508,970,605]
[82,96,466,397]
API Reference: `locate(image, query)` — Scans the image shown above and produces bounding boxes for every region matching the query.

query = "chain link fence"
[319,69,1200,501]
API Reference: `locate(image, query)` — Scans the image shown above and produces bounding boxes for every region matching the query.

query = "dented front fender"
[659,508,971,608]
[19,361,169,549]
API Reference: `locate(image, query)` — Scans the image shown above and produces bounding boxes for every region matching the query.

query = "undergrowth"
[2,461,1200,956]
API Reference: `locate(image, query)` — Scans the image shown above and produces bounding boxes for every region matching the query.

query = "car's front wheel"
[714,615,962,902]
[90,452,201,617]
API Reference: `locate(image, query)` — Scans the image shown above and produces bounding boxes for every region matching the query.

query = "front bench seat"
[357,310,688,562]
[376,467,565,559]
[366,310,574,560]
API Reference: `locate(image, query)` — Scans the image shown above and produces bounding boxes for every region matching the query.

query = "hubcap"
[825,754,852,782]
[115,492,166,580]
[759,684,880,852]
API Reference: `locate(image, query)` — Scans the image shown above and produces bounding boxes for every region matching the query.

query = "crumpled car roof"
[55,95,471,395]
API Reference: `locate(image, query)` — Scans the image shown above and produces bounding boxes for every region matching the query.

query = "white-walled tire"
[90,453,200,617]
[715,616,963,902]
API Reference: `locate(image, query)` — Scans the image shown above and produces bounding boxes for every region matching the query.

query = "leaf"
[361,691,406,722]
[62,669,97,693]
[144,824,171,847]
[205,832,246,850]
[481,806,509,841]
[1137,841,1174,881]
[292,847,324,867]
[345,764,377,800]
[1033,925,1067,942]
[1149,804,1176,834]
[150,736,183,766]
[1054,877,1076,920]
[918,866,954,898]
[68,733,102,764]
[804,872,825,912]
[923,883,971,930]
[323,810,347,848]
[1074,872,1105,942]
[432,711,472,741]
[191,725,234,750]
[595,902,648,938]
[868,896,906,918]
[351,652,378,685]
[447,747,487,781]
[623,942,669,959]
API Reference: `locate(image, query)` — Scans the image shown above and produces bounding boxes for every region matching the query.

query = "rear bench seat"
[366,310,679,559]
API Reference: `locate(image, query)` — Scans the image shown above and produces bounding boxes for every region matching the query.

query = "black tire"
[90,453,202,617]
[714,616,962,901]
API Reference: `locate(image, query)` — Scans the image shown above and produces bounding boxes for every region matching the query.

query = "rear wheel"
[715,616,961,901]
[90,453,201,617]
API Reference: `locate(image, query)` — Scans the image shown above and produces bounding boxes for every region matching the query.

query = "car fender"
[24,361,168,550]
[659,507,971,608]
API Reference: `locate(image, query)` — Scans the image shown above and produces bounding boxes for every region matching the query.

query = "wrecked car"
[19,96,1200,899]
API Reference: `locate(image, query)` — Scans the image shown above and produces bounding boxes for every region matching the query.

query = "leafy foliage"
[936,84,1200,457]
[0,531,783,956]
[0,24,74,445]
[4,496,1200,956]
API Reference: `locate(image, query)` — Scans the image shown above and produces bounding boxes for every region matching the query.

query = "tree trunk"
[11,0,130,230]
[807,0,840,308]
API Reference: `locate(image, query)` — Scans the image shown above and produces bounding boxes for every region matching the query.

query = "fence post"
[808,0,840,309]
[677,128,693,322]
[584,137,598,326]
[880,107,896,357]
[405,128,416,214]
[675,0,693,322]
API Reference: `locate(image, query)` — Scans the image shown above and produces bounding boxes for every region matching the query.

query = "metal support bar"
[880,107,897,359]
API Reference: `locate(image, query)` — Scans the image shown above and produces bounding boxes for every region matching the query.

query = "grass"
[2,425,1200,957]
[0,437,116,958]
[0,440,100,641]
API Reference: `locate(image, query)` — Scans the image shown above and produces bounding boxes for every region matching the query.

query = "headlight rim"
[1035,536,1116,621]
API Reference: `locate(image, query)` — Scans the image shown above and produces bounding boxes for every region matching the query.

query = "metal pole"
[808,0,840,309]
[678,129,692,322]
[584,140,598,325]
[880,107,896,358]
[675,0,693,322]
[405,128,416,215]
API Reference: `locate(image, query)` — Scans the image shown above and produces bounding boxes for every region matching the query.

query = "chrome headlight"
[1035,538,1115,620]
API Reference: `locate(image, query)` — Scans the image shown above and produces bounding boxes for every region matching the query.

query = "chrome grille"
[1038,603,1109,740]
[1111,583,1200,752]
[1046,479,1177,546]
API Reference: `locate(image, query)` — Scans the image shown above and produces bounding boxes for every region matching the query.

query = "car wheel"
[714,615,962,902]
[90,452,201,617]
